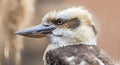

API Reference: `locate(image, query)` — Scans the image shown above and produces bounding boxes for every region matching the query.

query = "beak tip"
[15,31,23,35]
[15,32,20,35]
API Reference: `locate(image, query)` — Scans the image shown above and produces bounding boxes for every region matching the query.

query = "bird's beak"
[15,24,56,38]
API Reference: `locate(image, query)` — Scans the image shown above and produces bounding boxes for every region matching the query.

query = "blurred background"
[0,0,120,65]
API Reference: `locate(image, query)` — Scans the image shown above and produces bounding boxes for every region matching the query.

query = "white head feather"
[42,7,97,47]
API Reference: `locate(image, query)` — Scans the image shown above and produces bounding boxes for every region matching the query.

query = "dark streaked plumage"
[46,44,114,65]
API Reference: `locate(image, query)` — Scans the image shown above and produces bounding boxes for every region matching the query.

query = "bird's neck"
[50,27,97,47]
[49,35,97,49]
[48,25,97,49]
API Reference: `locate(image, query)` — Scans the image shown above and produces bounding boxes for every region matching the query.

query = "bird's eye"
[56,19,64,25]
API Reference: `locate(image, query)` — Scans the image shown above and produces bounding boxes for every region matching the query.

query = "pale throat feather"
[49,25,97,48]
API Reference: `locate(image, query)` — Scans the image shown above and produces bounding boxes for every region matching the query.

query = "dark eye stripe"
[68,18,80,29]
[52,18,80,29]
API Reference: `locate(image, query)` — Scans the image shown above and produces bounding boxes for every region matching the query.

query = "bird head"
[16,7,97,45]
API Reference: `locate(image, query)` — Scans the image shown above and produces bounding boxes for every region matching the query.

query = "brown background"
[0,0,120,65]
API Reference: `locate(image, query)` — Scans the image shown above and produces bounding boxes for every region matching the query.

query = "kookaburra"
[16,7,114,65]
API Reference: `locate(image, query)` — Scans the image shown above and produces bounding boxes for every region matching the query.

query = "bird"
[15,7,114,65]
